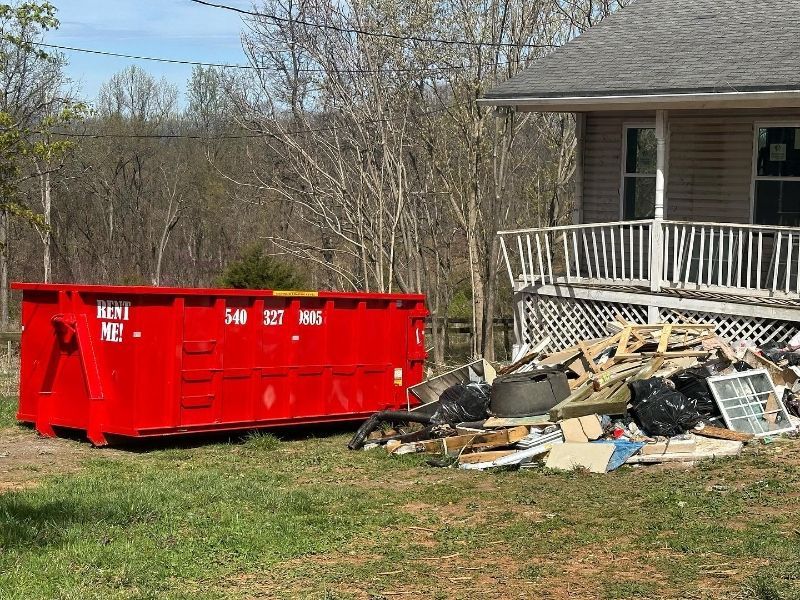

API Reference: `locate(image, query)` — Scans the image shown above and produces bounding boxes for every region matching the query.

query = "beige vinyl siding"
[581,108,800,224]
[582,113,625,223]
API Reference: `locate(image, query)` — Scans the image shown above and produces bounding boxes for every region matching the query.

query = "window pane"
[754,180,800,226]
[757,127,800,177]
[625,128,656,174]
[623,176,656,219]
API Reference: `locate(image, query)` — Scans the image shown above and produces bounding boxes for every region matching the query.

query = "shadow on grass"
[0,494,157,551]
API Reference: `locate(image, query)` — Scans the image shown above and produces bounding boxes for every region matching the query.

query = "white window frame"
[620,122,658,220]
[750,121,800,225]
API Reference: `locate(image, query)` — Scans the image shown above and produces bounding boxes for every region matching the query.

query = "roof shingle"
[484,0,800,100]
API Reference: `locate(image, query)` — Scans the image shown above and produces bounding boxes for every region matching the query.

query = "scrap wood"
[744,348,798,387]
[457,450,518,464]
[393,426,529,456]
[694,424,754,442]
[615,350,712,359]
[483,415,554,427]
[497,337,551,375]
[625,438,743,464]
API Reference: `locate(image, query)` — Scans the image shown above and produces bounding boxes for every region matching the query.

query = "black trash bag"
[629,377,702,437]
[759,344,800,366]
[732,361,753,372]
[784,392,800,419]
[670,367,721,419]
[629,377,670,404]
[430,382,491,425]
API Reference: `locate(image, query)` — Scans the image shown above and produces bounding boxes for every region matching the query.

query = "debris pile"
[349,320,800,472]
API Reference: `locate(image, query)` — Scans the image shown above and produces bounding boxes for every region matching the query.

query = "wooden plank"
[578,340,601,374]
[615,351,711,359]
[693,425,754,442]
[391,426,530,456]
[458,450,518,464]
[483,416,555,428]
[615,327,632,359]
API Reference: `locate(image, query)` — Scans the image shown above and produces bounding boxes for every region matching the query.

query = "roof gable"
[485,0,800,101]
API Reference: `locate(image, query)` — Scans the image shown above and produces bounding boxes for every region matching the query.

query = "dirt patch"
[0,425,122,492]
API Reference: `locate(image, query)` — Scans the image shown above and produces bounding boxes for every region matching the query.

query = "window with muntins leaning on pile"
[622,125,656,220]
[754,126,800,226]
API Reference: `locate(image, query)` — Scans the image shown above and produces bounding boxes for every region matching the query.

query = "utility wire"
[189,0,554,49]
[34,41,509,74]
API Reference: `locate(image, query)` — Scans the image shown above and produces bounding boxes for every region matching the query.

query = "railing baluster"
[686,226,696,285]
[591,228,601,280]
[698,227,706,286]
[677,225,687,283]
[629,225,634,280]
[747,230,753,289]
[756,231,763,290]
[600,228,609,279]
[796,233,800,295]
[535,233,546,285]
[526,234,536,284]
[544,233,554,285]
[582,230,593,279]
[736,229,743,288]
[717,228,724,287]
[772,232,782,293]
[726,228,733,287]
[786,232,793,294]
[638,225,644,280]
[517,235,528,286]
[500,236,514,288]
[562,232,571,281]
[610,227,617,280]
[572,231,581,279]
[620,226,627,280]
[663,225,670,282]
[706,227,714,286]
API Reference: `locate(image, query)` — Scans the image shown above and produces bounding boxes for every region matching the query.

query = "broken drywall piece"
[545,442,615,474]
[560,414,604,443]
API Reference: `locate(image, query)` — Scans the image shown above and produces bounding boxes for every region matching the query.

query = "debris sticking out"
[350,319,800,473]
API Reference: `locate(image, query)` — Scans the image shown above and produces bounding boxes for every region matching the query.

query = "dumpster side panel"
[14,283,427,442]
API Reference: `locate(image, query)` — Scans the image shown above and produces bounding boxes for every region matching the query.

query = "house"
[482,0,800,351]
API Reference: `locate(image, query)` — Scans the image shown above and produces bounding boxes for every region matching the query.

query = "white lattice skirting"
[520,294,800,352]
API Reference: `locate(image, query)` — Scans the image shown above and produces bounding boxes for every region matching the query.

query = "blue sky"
[48,0,252,103]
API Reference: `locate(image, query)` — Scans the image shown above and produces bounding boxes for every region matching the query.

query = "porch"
[499,219,800,351]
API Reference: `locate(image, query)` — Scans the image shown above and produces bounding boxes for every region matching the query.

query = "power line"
[189,0,554,49]
[34,41,508,75]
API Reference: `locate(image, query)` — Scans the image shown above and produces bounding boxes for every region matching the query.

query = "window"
[622,126,656,219]
[754,126,800,226]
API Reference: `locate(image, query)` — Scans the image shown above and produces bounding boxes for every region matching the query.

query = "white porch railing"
[499,219,800,297]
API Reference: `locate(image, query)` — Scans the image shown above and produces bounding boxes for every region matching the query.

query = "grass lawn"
[1,395,799,600]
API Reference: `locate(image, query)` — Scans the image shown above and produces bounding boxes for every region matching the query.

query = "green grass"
[0,394,16,428]
[0,391,799,599]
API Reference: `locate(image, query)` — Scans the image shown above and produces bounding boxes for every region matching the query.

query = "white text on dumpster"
[97,299,131,343]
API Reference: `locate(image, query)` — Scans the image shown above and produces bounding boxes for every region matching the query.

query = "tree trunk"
[0,209,8,329]
[42,169,52,283]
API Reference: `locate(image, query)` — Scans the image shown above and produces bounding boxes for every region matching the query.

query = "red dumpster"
[12,283,427,445]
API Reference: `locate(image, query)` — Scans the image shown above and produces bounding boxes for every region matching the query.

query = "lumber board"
[458,450,518,464]
[435,426,529,456]
[694,425,754,442]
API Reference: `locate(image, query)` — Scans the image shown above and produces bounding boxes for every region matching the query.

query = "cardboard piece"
[545,442,615,474]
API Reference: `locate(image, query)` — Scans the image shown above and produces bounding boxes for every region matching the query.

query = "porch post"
[654,109,667,219]
[648,109,668,303]
[572,112,586,225]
